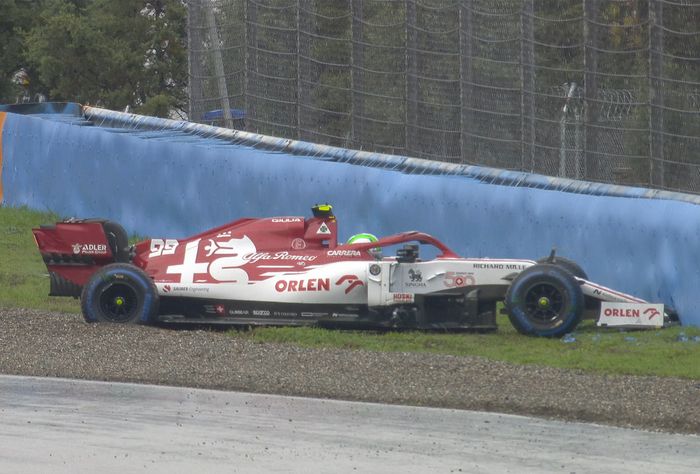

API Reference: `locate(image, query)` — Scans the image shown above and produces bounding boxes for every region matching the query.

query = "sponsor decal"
[331,313,359,318]
[327,250,362,257]
[149,239,179,258]
[275,278,331,292]
[72,243,109,255]
[506,264,527,270]
[163,284,209,293]
[404,268,426,288]
[473,263,504,269]
[472,262,527,270]
[162,285,209,294]
[369,264,381,276]
[597,302,664,328]
[203,304,226,315]
[291,238,306,250]
[165,236,315,285]
[335,274,365,294]
[252,310,271,316]
[444,271,476,288]
[245,251,317,264]
[273,311,298,317]
[301,312,328,318]
[271,218,303,223]
[229,309,250,316]
[317,222,331,235]
[392,293,414,303]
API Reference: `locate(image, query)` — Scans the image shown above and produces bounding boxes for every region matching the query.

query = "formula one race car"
[32,205,670,337]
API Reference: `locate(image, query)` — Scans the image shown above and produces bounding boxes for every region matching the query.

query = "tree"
[0,0,43,103]
[23,0,187,116]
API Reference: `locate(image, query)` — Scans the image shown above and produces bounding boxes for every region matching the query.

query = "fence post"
[583,0,598,181]
[405,0,417,156]
[204,1,233,129]
[520,0,535,172]
[296,0,301,139]
[649,0,665,188]
[187,0,204,123]
[245,0,257,131]
[351,0,363,149]
[459,0,473,164]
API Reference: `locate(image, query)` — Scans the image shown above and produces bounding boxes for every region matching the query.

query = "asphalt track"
[1,375,698,473]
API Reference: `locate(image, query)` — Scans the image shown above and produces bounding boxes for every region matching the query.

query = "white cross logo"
[166,239,209,284]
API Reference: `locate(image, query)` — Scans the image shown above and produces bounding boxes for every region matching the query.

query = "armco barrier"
[1,105,699,326]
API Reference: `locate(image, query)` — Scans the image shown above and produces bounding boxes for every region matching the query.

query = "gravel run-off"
[1,308,698,434]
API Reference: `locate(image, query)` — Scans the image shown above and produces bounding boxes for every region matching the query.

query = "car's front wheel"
[536,255,588,280]
[81,263,158,324]
[505,263,583,337]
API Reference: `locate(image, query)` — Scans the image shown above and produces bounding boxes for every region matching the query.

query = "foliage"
[0,0,41,103]
[1,0,187,115]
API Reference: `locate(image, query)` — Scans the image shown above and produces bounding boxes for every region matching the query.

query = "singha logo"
[408,269,422,282]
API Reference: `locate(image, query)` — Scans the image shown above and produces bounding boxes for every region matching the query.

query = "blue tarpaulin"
[1,104,698,326]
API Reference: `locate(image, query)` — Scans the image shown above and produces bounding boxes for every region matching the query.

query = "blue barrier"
[1,107,699,326]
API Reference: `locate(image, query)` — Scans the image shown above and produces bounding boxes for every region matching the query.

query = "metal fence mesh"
[187,0,700,193]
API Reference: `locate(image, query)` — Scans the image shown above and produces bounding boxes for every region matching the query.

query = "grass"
[2,204,699,379]
[237,320,700,379]
[0,206,80,313]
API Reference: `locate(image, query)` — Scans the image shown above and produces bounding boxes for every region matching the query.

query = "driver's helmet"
[347,233,381,258]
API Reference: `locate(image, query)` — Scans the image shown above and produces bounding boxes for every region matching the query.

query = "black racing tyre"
[83,219,130,262]
[102,221,130,263]
[505,263,584,337]
[81,263,158,324]
[537,255,588,280]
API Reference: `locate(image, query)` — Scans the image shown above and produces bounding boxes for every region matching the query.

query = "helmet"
[347,233,381,258]
[347,233,378,245]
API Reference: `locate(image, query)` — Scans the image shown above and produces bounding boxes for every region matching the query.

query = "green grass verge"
[2,205,699,379]
[237,321,700,379]
[0,205,80,313]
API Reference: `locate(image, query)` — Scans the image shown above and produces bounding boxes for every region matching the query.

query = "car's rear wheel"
[81,263,158,324]
[505,263,583,337]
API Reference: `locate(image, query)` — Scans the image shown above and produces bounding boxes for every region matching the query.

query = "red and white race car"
[33,205,671,337]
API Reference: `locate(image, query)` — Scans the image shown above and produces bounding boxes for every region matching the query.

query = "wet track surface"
[1,375,699,473]
[2,308,699,435]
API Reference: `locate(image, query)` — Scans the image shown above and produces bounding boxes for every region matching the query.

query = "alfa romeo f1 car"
[32,205,670,337]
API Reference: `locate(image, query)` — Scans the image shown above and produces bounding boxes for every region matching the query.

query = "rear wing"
[32,219,129,296]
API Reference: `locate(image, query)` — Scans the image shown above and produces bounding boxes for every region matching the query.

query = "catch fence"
[187,0,700,193]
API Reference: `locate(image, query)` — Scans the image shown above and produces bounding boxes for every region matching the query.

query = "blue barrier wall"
[2,109,699,326]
